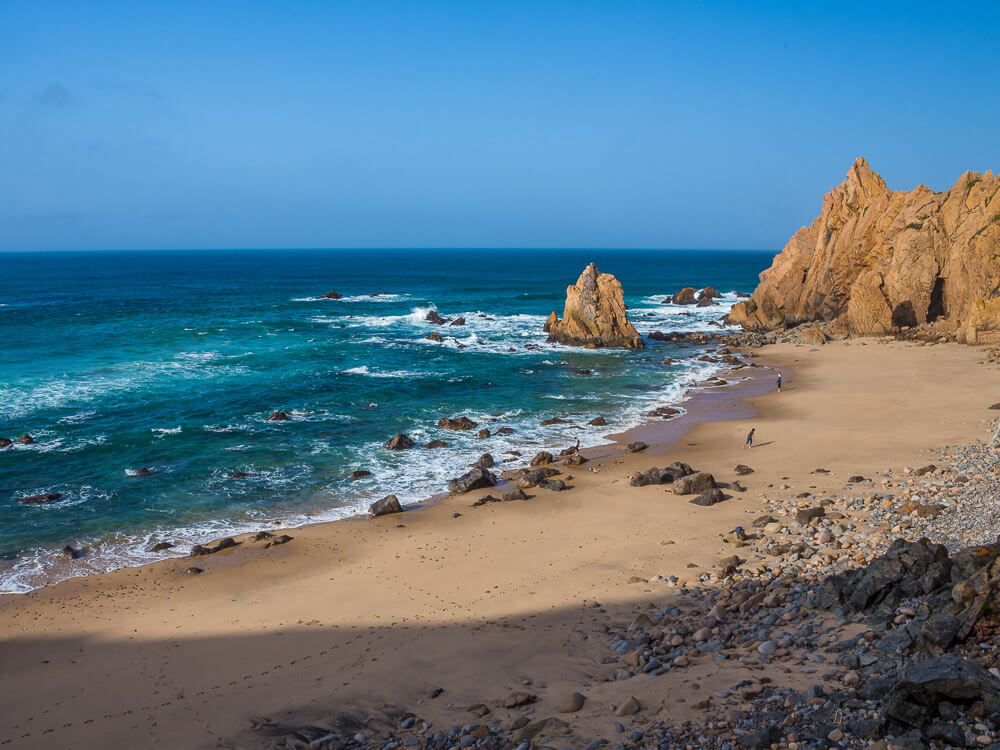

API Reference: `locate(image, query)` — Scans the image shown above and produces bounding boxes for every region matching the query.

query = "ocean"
[0,248,770,592]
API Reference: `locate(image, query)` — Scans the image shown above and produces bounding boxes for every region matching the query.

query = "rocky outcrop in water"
[546,263,644,349]
[727,158,1000,342]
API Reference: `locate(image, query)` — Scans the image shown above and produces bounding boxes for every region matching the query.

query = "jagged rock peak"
[546,263,644,349]
[727,159,1000,343]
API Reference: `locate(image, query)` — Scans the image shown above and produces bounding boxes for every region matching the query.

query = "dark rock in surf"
[0,438,11,449]
[18,433,34,445]
[449,317,466,326]
[476,428,491,439]
[384,433,416,450]
[671,287,698,305]
[530,451,554,467]
[266,411,290,422]
[438,416,478,431]
[540,417,567,426]
[316,290,342,299]
[589,416,607,426]
[474,453,495,469]
[62,545,85,559]
[423,439,448,449]
[426,332,443,342]
[350,470,372,480]
[425,310,449,325]
[150,541,175,552]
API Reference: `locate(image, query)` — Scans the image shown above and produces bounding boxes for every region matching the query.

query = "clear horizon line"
[0,245,777,254]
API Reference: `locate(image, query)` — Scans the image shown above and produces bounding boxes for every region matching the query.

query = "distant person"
[744,427,755,449]
[776,373,782,392]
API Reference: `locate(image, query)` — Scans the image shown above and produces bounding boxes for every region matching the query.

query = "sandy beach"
[2,339,998,749]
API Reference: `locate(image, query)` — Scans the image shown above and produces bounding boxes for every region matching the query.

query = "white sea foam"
[152,426,182,436]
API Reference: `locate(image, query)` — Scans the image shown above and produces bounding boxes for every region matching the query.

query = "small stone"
[615,696,640,716]
[558,692,586,713]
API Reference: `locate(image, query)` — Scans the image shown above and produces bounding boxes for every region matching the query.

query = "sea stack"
[546,263,644,349]
[727,158,1000,343]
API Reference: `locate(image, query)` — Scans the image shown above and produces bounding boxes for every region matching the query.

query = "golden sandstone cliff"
[545,263,644,349]
[727,158,1000,343]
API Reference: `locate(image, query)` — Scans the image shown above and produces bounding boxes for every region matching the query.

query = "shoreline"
[0,337,762,596]
[4,338,998,749]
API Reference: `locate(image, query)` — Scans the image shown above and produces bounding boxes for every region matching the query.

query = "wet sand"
[1,339,997,749]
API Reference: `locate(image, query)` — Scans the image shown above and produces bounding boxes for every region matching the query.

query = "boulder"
[448,317,466,326]
[316,290,342,299]
[149,541,175,552]
[734,464,754,475]
[18,433,34,444]
[350,470,372,480]
[690,488,727,506]
[726,158,1000,338]
[546,263,644,349]
[540,479,567,491]
[425,309,449,325]
[62,545,85,560]
[384,433,415,450]
[266,411,290,422]
[438,416,478,431]
[673,472,716,495]
[502,488,528,501]
[426,332,443,342]
[495,427,515,435]
[589,416,607,426]
[885,655,1000,729]
[476,428,490,439]
[530,451,554,467]
[800,324,829,344]
[698,286,721,301]
[795,506,825,524]
[190,537,238,557]
[17,492,62,504]
[671,287,698,305]
[264,534,293,548]
[369,495,403,517]
[625,441,648,453]
[0,438,12,449]
[474,453,495,468]
[448,467,498,494]
[423,440,448,449]
[540,417,567,426]
[543,311,558,333]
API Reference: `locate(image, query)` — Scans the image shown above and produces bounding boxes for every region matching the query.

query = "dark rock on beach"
[673,471,716,495]
[149,541,175,552]
[265,534,293,548]
[625,441,648,453]
[474,453,495,468]
[190,537,238,557]
[734,463,754,475]
[530,451,553,467]
[369,495,403,517]
[690,488,727,506]
[448,467,498,494]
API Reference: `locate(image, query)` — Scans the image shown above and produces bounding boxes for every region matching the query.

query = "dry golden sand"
[1,340,997,749]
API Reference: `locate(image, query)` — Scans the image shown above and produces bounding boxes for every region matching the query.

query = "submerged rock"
[266,411,290,422]
[18,492,61,504]
[546,263,644,349]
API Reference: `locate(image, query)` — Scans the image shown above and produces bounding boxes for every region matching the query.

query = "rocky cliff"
[727,158,1000,342]
[546,263,644,349]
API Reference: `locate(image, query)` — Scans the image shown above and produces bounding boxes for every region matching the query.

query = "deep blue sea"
[0,249,770,592]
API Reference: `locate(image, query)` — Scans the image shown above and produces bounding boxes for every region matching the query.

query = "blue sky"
[1,1,998,251]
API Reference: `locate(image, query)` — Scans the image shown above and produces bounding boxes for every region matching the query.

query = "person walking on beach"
[744,427,755,449]
[776,373,782,392]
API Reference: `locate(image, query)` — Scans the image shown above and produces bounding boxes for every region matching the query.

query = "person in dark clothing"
[776,374,782,392]
[744,427,755,448]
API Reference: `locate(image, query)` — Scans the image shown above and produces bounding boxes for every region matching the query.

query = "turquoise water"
[0,249,769,592]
